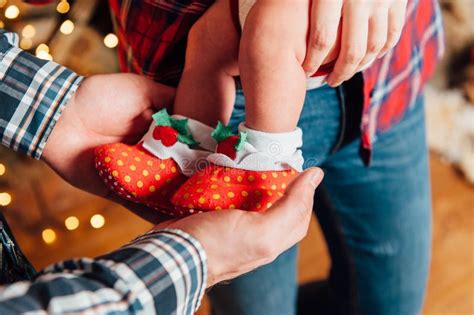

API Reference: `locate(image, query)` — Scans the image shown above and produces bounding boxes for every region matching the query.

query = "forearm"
[0,229,207,314]
[0,29,83,159]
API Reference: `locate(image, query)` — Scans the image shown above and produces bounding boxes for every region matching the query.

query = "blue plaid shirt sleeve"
[0,229,208,314]
[0,29,83,159]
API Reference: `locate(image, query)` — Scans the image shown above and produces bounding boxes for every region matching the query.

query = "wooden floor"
[423,157,474,314]
[6,154,473,314]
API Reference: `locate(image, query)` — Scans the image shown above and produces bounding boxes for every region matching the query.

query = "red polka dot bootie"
[172,122,304,212]
[95,109,216,217]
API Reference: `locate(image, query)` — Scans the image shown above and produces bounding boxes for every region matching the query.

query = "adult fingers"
[302,0,343,76]
[260,168,324,252]
[327,2,369,87]
[378,0,407,58]
[358,6,388,71]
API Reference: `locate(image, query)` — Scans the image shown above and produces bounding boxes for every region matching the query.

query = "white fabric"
[142,117,216,176]
[207,123,304,171]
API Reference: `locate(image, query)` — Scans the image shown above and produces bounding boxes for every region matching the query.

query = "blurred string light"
[42,228,56,244]
[0,163,5,176]
[0,0,7,9]
[36,43,49,54]
[0,20,4,29]
[20,37,32,50]
[0,192,12,206]
[90,214,105,229]
[56,0,70,14]
[103,33,118,48]
[36,51,52,61]
[64,216,79,230]
[59,19,74,35]
[22,24,36,38]
[20,24,36,49]
[35,43,52,61]
[5,5,20,20]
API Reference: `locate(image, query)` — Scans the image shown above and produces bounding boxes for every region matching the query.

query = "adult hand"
[42,73,175,223]
[158,168,324,287]
[302,0,407,86]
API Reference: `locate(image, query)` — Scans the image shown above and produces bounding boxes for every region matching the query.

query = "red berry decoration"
[216,136,240,160]
[153,126,179,147]
[212,122,247,160]
[151,109,198,147]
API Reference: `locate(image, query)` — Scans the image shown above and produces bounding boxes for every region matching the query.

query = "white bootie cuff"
[207,123,304,171]
[142,116,216,176]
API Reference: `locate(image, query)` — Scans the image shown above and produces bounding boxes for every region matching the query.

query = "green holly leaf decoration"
[178,134,198,145]
[152,109,172,127]
[171,118,199,146]
[170,118,189,135]
[211,121,235,142]
[235,131,247,151]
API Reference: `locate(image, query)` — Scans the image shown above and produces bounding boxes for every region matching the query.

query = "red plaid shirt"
[29,0,445,161]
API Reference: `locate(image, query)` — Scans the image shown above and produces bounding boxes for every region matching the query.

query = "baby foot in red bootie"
[172,163,298,212]
[172,122,302,213]
[95,109,215,217]
[95,142,188,216]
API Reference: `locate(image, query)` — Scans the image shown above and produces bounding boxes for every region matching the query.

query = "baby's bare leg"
[174,0,240,127]
[239,0,310,133]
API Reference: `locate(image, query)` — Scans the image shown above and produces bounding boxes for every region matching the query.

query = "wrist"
[41,91,76,166]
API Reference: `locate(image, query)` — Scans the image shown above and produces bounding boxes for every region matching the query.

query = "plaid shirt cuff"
[0,29,84,159]
[103,228,208,314]
[0,229,207,314]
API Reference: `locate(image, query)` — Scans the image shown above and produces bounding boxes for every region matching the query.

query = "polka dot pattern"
[172,163,298,212]
[95,143,188,217]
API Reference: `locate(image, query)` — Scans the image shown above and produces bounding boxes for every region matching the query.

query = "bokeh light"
[90,214,105,229]
[20,38,32,50]
[36,50,53,61]
[103,33,118,48]
[36,44,52,61]
[42,228,56,244]
[60,20,74,35]
[22,24,36,38]
[0,163,5,176]
[65,216,80,230]
[56,1,70,14]
[0,192,11,206]
[36,43,49,54]
[5,5,20,20]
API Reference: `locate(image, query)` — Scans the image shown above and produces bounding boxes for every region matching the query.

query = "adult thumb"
[275,167,323,217]
[287,167,324,199]
[262,168,324,247]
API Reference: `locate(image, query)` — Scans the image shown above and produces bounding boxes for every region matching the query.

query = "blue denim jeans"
[208,78,432,315]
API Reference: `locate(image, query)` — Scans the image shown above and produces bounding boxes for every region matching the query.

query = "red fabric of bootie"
[95,109,215,217]
[172,163,298,212]
[95,142,187,215]
[172,122,304,213]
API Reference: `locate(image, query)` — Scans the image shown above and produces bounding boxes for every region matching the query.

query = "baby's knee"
[187,2,239,72]
[239,1,309,64]
[187,16,212,53]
